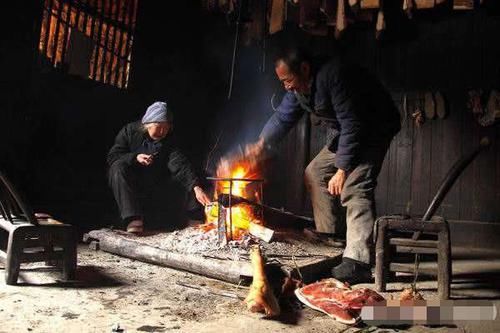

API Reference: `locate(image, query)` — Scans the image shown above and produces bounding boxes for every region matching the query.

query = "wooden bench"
[0,170,76,285]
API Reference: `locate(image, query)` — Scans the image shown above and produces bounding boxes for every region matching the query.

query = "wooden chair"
[374,215,451,299]
[0,170,76,285]
[373,138,490,300]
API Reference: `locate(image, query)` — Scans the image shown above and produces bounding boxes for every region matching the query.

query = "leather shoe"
[331,257,372,285]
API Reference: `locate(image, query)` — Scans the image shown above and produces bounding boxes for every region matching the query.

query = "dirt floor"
[0,244,499,333]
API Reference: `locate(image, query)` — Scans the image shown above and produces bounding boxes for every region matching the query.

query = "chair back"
[0,170,37,225]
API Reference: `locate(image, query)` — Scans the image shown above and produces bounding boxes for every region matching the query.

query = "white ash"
[118,226,313,260]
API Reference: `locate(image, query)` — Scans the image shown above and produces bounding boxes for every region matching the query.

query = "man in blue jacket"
[246,48,400,284]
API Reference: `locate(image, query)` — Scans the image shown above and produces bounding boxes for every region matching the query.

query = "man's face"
[146,122,171,141]
[275,60,311,94]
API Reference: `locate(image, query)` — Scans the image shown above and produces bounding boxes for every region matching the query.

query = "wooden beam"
[106,0,121,85]
[59,0,72,66]
[120,0,137,88]
[111,0,127,85]
[41,0,54,57]
[51,0,64,66]
[74,0,82,30]
[99,0,113,83]
[91,0,104,80]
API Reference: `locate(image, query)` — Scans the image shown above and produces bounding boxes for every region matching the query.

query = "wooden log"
[87,229,253,284]
[248,222,274,242]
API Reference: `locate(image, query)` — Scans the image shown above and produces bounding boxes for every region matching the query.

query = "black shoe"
[331,257,373,285]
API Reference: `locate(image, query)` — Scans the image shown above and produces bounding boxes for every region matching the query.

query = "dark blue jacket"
[107,121,200,191]
[260,57,401,171]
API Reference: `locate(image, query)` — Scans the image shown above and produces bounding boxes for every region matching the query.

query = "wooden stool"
[0,171,77,285]
[374,215,451,300]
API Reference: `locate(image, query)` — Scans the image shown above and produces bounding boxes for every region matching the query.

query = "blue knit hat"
[141,101,173,124]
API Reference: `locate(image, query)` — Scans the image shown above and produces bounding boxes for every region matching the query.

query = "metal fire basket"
[206,177,264,244]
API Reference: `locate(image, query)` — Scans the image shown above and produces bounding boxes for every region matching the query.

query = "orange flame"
[200,156,263,240]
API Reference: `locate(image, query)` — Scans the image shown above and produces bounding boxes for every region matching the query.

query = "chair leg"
[62,229,77,281]
[5,229,23,285]
[43,234,58,267]
[375,219,388,292]
[438,226,451,300]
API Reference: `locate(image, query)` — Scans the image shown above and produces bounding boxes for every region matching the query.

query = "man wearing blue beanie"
[107,101,210,233]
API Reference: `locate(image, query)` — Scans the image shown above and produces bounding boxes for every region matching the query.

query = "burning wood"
[248,223,274,243]
[244,245,281,317]
[201,153,269,243]
[203,201,274,242]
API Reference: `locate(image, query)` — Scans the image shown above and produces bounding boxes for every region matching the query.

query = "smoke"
[203,44,282,175]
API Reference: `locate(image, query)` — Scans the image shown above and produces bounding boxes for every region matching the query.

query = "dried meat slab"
[295,278,384,324]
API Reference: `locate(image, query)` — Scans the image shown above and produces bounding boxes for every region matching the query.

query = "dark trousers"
[108,160,199,229]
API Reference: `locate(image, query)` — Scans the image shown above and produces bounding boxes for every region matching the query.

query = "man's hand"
[328,169,347,196]
[194,186,211,206]
[137,153,154,166]
[245,137,265,159]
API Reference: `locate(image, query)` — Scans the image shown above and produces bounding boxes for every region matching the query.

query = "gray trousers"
[304,144,388,264]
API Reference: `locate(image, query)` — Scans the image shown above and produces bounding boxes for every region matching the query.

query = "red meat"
[295,278,384,324]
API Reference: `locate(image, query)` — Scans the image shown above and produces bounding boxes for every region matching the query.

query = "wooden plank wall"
[274,10,500,223]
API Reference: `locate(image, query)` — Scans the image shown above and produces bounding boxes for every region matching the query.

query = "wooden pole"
[41,0,54,58]
[51,0,64,66]
[91,0,104,80]
[87,229,253,284]
[121,0,138,88]
[111,0,127,85]
[59,0,72,66]
[99,0,113,83]
[105,0,120,84]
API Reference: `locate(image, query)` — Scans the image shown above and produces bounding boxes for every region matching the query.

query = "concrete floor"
[0,244,499,333]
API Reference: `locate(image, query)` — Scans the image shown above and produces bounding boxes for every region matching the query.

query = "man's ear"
[300,61,311,78]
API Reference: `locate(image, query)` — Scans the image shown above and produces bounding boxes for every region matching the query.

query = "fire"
[200,156,263,241]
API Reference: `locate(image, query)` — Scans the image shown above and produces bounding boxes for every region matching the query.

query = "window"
[38,0,139,89]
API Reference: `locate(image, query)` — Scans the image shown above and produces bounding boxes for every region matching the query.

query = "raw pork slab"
[295,278,384,324]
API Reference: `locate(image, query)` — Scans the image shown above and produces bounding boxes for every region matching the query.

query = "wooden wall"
[270,10,500,223]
